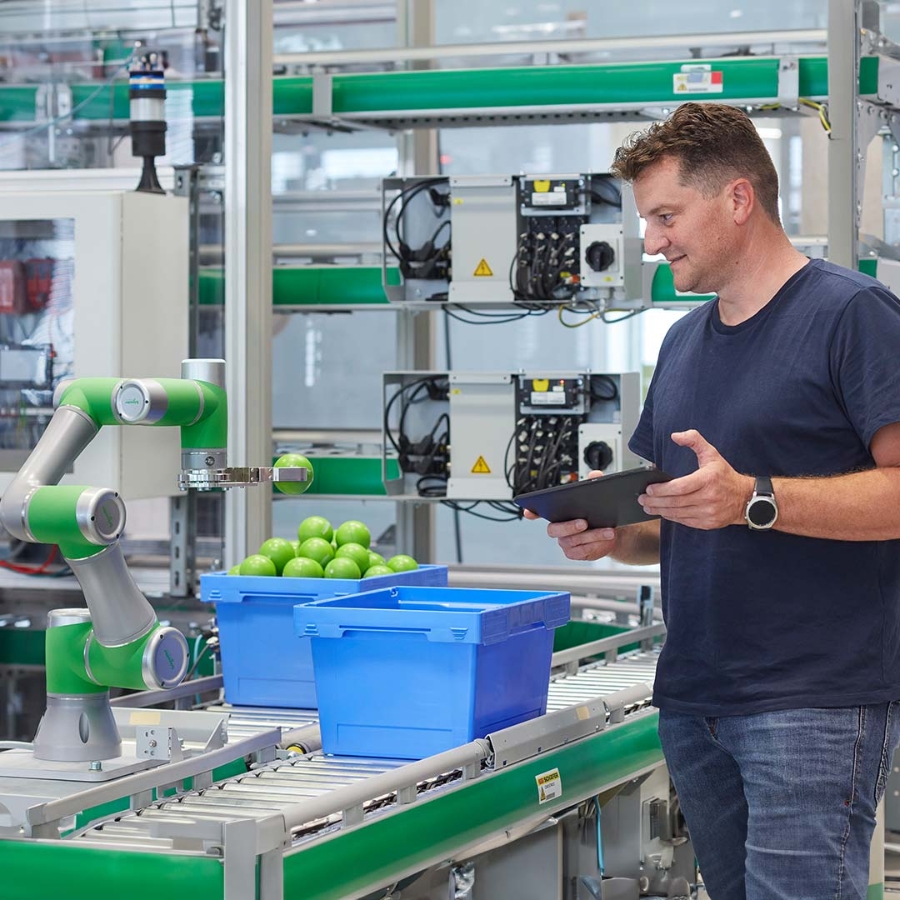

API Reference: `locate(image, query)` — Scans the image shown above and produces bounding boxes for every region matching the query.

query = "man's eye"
[660,214,673,224]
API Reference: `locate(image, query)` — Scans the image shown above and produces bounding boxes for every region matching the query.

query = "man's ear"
[731,178,754,225]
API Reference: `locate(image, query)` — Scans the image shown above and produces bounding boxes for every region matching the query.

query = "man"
[529,102,900,899]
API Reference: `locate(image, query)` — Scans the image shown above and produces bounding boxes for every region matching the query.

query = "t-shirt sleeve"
[628,372,656,464]
[831,285,900,450]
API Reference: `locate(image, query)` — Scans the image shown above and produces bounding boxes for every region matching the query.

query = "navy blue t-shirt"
[629,258,900,716]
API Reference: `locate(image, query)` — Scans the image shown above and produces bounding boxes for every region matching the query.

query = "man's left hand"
[638,429,753,530]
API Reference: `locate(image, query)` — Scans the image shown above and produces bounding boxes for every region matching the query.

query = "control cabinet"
[381,173,644,310]
[383,370,641,501]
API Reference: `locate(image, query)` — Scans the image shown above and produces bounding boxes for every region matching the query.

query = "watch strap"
[754,475,774,497]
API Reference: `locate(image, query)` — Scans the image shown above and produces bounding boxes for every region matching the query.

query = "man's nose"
[643,224,669,256]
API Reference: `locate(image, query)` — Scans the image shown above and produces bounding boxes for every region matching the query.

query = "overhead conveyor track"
[0,56,889,131]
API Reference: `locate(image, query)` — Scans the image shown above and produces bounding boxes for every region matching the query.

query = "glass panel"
[437,0,828,50]
[0,217,73,466]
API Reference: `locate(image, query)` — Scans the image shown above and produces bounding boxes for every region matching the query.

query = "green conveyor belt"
[0,56,880,124]
[198,266,398,306]
[0,709,661,900]
[198,262,704,307]
[272,456,400,496]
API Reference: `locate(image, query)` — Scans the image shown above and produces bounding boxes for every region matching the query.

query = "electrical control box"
[383,371,642,501]
[0,183,188,500]
[381,173,645,310]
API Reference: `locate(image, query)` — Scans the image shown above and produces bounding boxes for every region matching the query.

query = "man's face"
[632,156,735,294]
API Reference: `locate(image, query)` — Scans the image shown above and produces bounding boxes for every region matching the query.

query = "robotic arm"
[0,358,306,764]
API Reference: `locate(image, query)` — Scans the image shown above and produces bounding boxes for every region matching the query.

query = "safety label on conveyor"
[473,258,494,277]
[471,456,491,474]
[536,768,562,804]
[673,64,723,94]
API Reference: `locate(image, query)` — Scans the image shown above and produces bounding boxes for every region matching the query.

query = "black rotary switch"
[583,441,614,472]
[585,241,616,272]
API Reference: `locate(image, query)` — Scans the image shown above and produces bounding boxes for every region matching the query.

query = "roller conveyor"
[0,631,669,900]
[71,646,660,854]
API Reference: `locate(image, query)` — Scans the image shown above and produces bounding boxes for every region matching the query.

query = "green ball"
[335,542,371,574]
[297,515,333,544]
[363,564,394,578]
[387,554,418,573]
[274,453,314,495]
[227,564,242,575]
[367,550,386,569]
[283,556,324,579]
[297,537,335,568]
[239,554,277,577]
[334,520,371,550]
[258,537,296,575]
[324,556,362,579]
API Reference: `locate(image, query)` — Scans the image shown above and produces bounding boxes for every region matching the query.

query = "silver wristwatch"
[745,476,778,530]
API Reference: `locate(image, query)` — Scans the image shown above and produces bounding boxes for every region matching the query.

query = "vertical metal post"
[169,494,191,597]
[394,0,438,563]
[173,165,202,359]
[828,0,861,268]
[171,165,200,596]
[223,0,274,566]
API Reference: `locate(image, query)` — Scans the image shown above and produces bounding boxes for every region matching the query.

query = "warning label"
[536,768,562,804]
[673,65,723,94]
[471,456,491,474]
[473,258,494,277]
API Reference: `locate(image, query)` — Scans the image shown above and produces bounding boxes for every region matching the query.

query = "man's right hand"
[548,518,617,561]
[521,469,618,561]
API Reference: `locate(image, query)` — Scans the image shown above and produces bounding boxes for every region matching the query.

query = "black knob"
[585,241,615,272]
[583,441,614,471]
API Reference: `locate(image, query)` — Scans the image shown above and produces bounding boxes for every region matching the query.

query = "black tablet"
[513,467,673,529]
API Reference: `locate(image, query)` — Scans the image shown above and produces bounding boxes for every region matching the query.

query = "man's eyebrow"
[645,205,674,217]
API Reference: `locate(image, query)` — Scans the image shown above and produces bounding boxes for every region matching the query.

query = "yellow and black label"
[473,258,494,277]
[471,456,491,474]
[536,768,562,804]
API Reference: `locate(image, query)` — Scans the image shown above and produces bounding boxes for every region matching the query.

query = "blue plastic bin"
[201,565,448,708]
[293,585,570,759]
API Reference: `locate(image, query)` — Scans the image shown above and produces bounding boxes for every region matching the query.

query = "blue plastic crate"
[201,565,448,708]
[293,585,570,759]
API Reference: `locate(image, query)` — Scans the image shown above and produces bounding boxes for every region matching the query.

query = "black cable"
[590,177,623,208]
[589,374,619,402]
[184,640,214,682]
[486,500,524,517]
[416,475,448,498]
[517,420,541,495]
[397,380,435,452]
[600,307,648,324]
[443,306,532,325]
[535,417,567,491]
[383,178,447,264]
[504,418,525,492]
[384,375,447,455]
[441,500,522,522]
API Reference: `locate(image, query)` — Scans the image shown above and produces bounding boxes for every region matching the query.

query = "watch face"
[747,497,777,528]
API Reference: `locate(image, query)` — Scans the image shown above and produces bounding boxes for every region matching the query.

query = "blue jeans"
[658,703,900,900]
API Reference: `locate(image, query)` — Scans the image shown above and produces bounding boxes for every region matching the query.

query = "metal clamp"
[178,465,309,491]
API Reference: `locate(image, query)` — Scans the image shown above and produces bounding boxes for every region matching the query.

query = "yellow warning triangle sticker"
[473,258,493,277]
[471,455,491,474]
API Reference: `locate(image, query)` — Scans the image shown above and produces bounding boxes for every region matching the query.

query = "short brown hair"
[610,102,781,223]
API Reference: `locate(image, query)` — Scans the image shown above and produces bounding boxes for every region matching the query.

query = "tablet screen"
[513,467,672,529]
